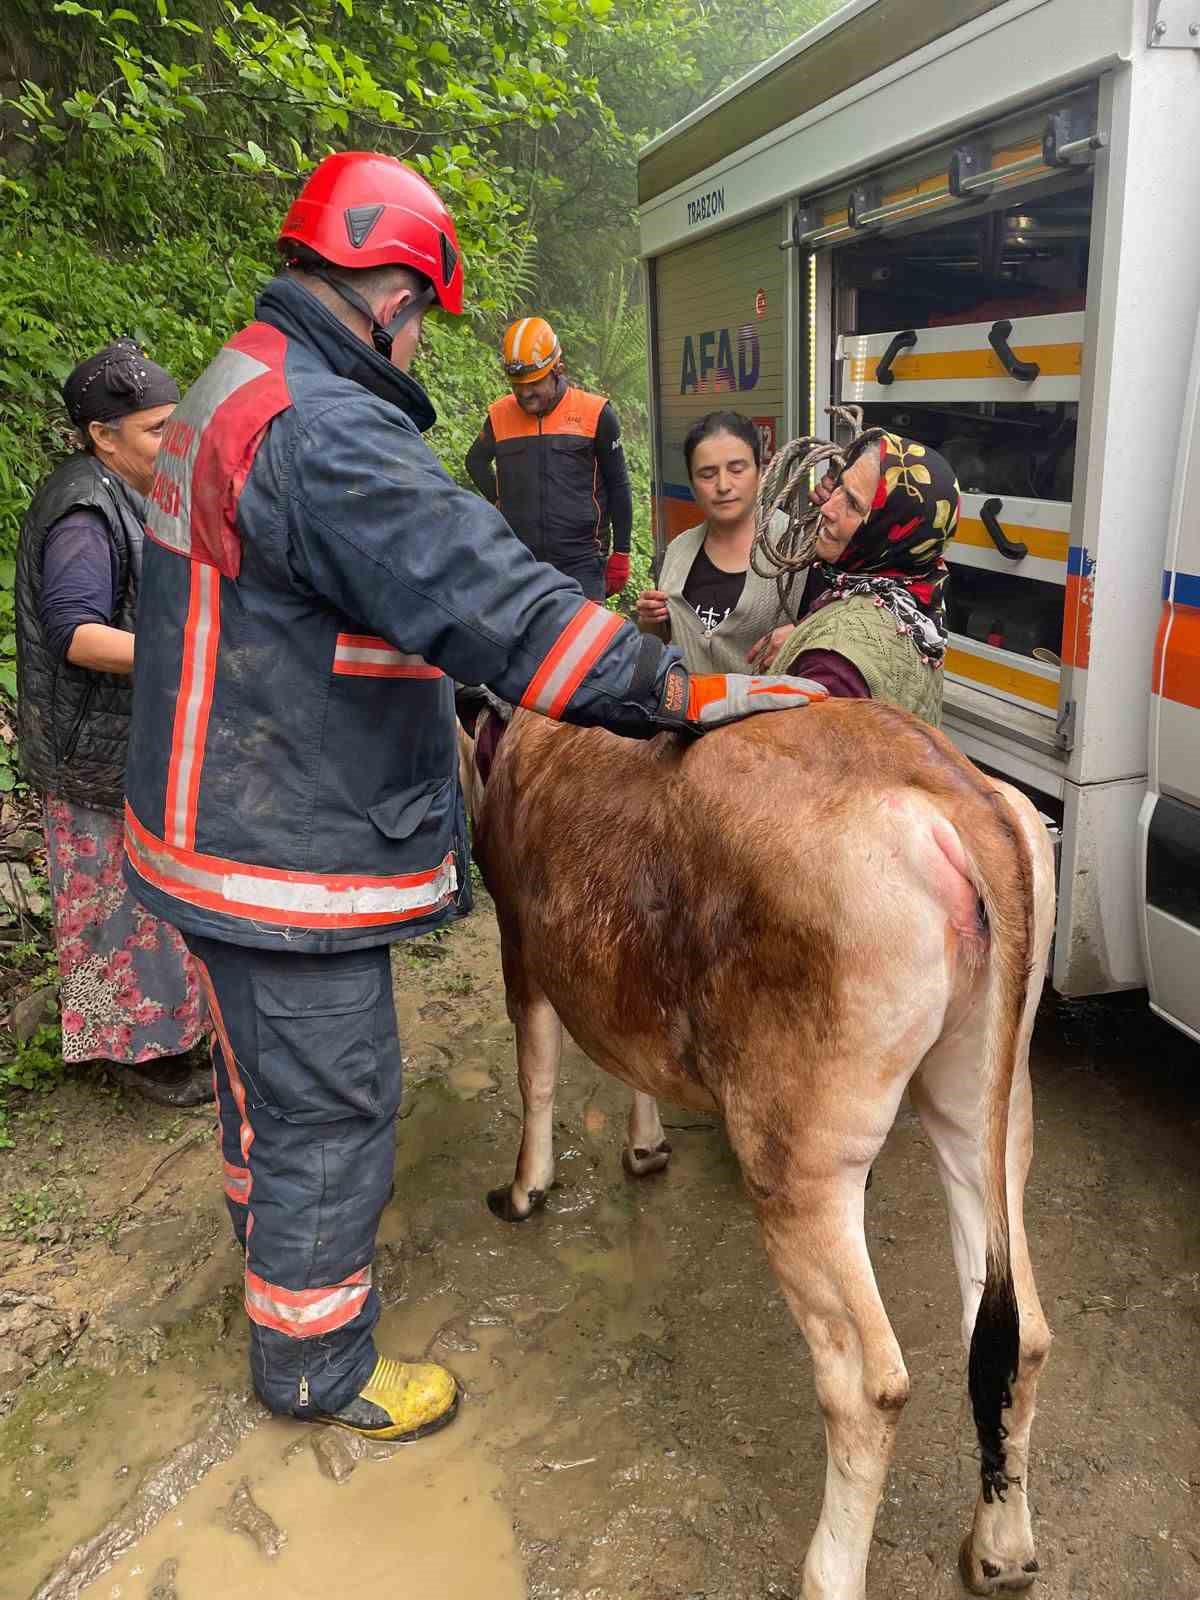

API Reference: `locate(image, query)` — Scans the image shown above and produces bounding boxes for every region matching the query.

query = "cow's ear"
[455,682,512,738]
[473,709,506,789]
[454,683,489,738]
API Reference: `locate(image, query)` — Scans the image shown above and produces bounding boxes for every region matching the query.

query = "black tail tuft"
[968,1262,1020,1503]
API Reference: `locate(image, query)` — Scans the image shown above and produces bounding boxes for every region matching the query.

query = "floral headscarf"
[812,431,959,667]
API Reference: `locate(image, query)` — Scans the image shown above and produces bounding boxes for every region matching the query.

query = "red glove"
[604,551,631,597]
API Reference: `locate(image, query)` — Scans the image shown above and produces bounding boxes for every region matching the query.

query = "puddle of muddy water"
[86,1394,524,1600]
[47,1294,528,1600]
[3,1344,242,1600]
[446,1064,494,1099]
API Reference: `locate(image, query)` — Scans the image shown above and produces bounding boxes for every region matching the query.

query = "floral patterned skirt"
[43,797,208,1065]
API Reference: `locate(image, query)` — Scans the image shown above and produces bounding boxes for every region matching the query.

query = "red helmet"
[279,152,464,314]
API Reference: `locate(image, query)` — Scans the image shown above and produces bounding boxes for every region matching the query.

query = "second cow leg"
[622,1091,672,1177]
[762,1175,908,1600]
[488,987,563,1222]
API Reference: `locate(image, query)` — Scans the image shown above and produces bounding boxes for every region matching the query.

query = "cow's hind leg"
[622,1091,672,1177]
[488,981,563,1223]
[727,1091,909,1600]
[911,1035,1050,1593]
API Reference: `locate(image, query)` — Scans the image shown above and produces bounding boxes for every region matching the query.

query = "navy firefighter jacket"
[124,276,680,953]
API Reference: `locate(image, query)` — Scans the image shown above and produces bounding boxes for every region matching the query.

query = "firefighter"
[465,317,633,602]
[123,150,824,1443]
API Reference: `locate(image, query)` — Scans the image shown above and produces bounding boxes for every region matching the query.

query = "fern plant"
[558,266,648,425]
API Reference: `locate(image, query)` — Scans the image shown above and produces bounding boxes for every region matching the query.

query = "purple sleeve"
[38,510,121,662]
[788,647,871,699]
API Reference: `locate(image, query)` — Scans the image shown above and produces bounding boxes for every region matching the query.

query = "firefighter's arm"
[287,401,825,736]
[464,416,498,503]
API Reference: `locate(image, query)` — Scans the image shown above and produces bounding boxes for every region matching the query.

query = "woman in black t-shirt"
[636,412,790,671]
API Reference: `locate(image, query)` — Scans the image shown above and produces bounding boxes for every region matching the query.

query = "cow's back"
[476,701,991,1110]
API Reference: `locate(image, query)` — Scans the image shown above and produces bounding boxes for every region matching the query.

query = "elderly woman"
[751,430,959,726]
[15,340,211,1106]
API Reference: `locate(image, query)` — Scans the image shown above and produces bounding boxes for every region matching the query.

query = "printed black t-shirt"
[682,545,747,634]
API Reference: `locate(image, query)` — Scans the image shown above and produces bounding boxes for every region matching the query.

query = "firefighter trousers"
[184,934,401,1417]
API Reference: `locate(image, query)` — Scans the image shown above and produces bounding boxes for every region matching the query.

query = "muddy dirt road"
[2,896,1198,1599]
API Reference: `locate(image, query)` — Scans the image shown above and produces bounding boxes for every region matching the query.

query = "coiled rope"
[750,407,885,619]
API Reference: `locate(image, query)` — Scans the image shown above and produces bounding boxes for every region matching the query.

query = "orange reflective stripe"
[197,962,255,1229]
[333,633,443,679]
[520,603,626,719]
[223,1158,251,1206]
[244,1266,372,1339]
[164,562,221,849]
[125,802,458,929]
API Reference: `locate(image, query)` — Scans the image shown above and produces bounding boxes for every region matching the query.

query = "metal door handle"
[980,497,1028,561]
[988,320,1040,382]
[874,329,917,385]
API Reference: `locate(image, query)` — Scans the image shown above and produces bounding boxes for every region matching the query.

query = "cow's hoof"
[486,1185,546,1223]
[959,1538,1039,1594]
[622,1140,672,1178]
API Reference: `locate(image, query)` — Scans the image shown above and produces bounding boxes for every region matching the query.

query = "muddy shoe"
[122,1049,214,1108]
[317,1356,459,1441]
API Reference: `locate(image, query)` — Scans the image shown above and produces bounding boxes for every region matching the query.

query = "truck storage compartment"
[827,174,1092,731]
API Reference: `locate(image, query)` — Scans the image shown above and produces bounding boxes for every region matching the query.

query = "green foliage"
[0,1024,65,1150]
[0,197,262,556]
[2,1167,87,1238]
[1,0,625,264]
[558,267,646,415]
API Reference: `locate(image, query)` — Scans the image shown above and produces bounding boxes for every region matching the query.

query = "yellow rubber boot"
[319,1356,459,1441]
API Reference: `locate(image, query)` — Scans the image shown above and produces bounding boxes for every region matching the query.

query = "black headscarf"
[62,338,179,429]
[811,430,959,666]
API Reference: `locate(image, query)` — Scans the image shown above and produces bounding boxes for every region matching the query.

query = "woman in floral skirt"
[15,340,211,1105]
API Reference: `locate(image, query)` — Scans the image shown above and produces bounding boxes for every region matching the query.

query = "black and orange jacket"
[465,386,633,573]
[122,278,684,955]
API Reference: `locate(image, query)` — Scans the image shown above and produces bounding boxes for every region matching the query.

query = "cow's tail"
[959,787,1035,1505]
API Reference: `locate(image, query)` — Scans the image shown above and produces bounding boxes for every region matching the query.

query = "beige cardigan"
[656,517,793,673]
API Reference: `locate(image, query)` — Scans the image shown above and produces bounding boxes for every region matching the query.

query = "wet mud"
[1,904,1198,1599]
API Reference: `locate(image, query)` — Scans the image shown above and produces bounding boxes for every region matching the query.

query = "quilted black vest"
[15,453,143,812]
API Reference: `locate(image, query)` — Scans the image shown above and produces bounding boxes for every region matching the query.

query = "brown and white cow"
[464,697,1055,1600]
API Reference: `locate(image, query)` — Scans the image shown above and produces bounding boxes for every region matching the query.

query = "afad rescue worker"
[123,151,825,1443]
[465,317,634,602]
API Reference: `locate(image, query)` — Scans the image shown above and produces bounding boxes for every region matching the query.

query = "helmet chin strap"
[313,271,436,360]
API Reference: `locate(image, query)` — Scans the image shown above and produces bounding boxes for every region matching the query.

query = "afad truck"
[638,0,1200,1041]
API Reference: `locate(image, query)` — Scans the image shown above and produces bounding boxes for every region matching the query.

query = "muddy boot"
[121,1047,214,1108]
[317,1356,459,1442]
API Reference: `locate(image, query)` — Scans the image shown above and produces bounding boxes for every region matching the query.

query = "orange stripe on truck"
[1155,602,1200,710]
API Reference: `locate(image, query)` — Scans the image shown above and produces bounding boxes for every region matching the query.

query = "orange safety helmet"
[279,151,463,315]
[501,317,562,383]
